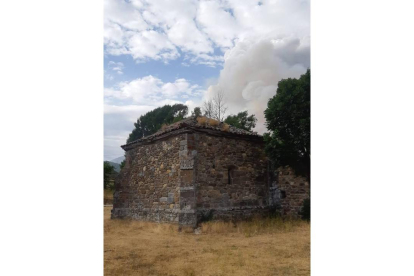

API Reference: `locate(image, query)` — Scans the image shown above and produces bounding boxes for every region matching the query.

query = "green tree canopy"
[127,104,188,143]
[191,107,202,117]
[264,69,310,179]
[224,111,257,131]
[104,161,115,189]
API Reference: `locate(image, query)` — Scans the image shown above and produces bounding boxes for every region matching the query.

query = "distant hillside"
[110,156,125,164]
[107,161,121,173]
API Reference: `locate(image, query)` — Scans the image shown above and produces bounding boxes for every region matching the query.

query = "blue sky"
[104,0,310,161]
[104,52,220,86]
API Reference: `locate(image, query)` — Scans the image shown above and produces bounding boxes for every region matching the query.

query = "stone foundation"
[197,206,272,223]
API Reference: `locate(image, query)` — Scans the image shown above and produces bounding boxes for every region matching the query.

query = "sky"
[104,0,310,161]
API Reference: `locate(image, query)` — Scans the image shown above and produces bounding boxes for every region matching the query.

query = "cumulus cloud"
[105,76,203,104]
[204,36,310,133]
[104,0,309,66]
[196,0,240,50]
[108,61,124,75]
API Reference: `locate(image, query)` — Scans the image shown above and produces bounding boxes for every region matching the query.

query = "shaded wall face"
[113,134,183,222]
[195,134,269,211]
[276,166,310,218]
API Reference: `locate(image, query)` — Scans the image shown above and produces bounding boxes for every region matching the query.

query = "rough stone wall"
[178,133,197,226]
[111,129,290,225]
[112,134,183,222]
[275,166,310,218]
[194,133,270,221]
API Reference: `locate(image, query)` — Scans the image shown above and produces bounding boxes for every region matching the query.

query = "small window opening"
[280,190,286,199]
[228,168,234,184]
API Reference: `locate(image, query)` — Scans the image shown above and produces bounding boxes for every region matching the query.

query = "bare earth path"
[104,207,310,276]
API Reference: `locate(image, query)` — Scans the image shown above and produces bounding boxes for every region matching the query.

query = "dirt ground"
[104,207,310,276]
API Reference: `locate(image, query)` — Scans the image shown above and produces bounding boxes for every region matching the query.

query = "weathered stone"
[111,116,309,224]
[270,166,310,218]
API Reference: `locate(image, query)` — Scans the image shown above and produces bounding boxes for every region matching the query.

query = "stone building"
[111,116,309,226]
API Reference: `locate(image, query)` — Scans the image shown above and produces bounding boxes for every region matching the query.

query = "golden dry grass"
[196,116,222,127]
[197,116,208,126]
[221,123,230,132]
[208,118,220,126]
[104,207,310,276]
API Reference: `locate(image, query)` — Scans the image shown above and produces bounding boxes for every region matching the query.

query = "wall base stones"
[197,206,272,223]
[111,207,180,223]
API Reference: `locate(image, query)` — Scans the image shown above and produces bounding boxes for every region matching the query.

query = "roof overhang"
[121,124,263,151]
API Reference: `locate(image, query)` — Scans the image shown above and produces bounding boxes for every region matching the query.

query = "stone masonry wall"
[177,133,197,226]
[111,129,283,225]
[112,134,184,222]
[276,166,310,218]
[194,133,270,221]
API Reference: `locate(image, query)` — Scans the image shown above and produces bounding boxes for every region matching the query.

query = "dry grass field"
[104,207,310,275]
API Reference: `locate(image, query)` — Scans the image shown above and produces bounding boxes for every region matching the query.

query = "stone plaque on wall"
[180,157,194,169]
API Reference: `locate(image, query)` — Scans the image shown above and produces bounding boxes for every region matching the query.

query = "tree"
[264,69,310,180]
[127,104,188,143]
[202,100,214,118]
[212,88,228,121]
[120,160,125,170]
[191,107,202,117]
[202,89,228,121]
[104,161,115,189]
[224,111,257,131]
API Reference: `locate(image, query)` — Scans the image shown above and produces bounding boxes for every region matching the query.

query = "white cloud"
[104,0,180,62]
[108,61,124,75]
[161,78,200,98]
[127,30,179,61]
[196,0,240,50]
[104,0,310,66]
[166,17,213,55]
[105,75,204,104]
[204,36,310,134]
[104,103,154,160]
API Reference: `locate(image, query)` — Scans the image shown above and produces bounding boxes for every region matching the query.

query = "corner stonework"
[178,133,197,227]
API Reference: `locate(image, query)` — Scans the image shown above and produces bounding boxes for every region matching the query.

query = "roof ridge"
[122,116,259,147]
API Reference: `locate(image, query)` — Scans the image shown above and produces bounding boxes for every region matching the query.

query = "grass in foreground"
[104,207,310,276]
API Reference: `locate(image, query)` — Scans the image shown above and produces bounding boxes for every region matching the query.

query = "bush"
[299,198,310,221]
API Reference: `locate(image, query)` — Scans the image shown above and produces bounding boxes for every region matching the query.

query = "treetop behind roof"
[122,116,260,149]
